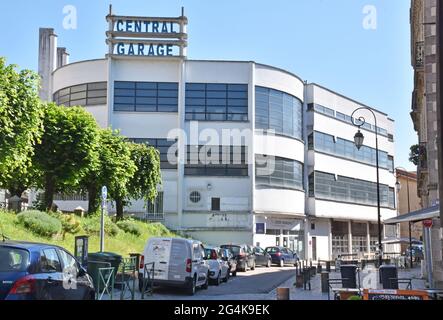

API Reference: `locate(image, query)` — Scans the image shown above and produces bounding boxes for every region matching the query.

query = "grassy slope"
[0,210,177,257]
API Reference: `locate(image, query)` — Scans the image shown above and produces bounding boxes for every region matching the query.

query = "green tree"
[82,129,136,218]
[409,144,420,166]
[33,103,100,211]
[0,58,43,188]
[127,142,162,211]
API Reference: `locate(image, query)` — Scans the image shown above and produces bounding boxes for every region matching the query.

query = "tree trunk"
[87,184,99,215]
[8,185,26,199]
[115,198,124,221]
[44,175,55,212]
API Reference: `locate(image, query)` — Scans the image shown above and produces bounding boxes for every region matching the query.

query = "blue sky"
[0,0,415,170]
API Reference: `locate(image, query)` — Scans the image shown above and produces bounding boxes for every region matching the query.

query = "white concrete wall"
[52,59,108,92]
[183,177,251,211]
[186,231,253,247]
[307,219,330,261]
[254,188,305,215]
[255,64,304,100]
[313,199,397,221]
[254,133,305,163]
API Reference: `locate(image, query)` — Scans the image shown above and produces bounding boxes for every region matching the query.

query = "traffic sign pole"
[100,186,107,253]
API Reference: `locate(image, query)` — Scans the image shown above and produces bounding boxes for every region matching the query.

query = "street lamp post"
[395,167,413,269]
[351,107,383,267]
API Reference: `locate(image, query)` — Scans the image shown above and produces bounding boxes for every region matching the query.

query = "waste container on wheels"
[379,265,398,289]
[87,252,122,291]
[340,265,357,289]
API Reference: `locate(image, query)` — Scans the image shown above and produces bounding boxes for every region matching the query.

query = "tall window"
[145,192,164,221]
[129,138,177,169]
[114,81,178,112]
[185,83,248,121]
[256,87,303,140]
[185,145,248,176]
[53,82,107,107]
[255,155,304,191]
[310,171,396,208]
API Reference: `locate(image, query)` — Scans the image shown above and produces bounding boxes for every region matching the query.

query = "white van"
[138,237,209,295]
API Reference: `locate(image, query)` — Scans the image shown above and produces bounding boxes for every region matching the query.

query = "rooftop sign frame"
[105,6,188,58]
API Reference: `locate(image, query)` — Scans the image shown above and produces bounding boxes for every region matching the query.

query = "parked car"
[219,248,237,277]
[265,246,299,267]
[220,244,255,272]
[203,247,230,285]
[138,237,209,295]
[0,241,95,300]
[253,246,272,268]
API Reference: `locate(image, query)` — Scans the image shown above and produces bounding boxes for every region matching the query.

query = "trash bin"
[379,265,398,289]
[87,252,122,291]
[340,265,357,288]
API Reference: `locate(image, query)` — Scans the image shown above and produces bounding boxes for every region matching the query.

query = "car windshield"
[266,247,279,253]
[0,247,30,272]
[222,245,240,255]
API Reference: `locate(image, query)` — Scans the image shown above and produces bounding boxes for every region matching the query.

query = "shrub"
[116,220,142,236]
[81,213,119,236]
[146,222,173,237]
[17,210,62,237]
[48,211,81,235]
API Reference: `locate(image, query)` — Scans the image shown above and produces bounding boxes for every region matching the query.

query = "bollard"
[295,273,303,288]
[317,262,322,274]
[277,287,290,300]
[321,272,329,293]
[326,261,331,273]
[310,259,313,268]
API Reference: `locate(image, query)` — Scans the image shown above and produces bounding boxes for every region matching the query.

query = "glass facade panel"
[255,155,304,191]
[53,82,107,107]
[114,81,178,112]
[185,83,248,121]
[185,145,248,176]
[255,87,303,140]
[312,131,392,170]
[310,171,396,208]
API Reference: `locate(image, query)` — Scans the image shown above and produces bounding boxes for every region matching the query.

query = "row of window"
[256,87,303,140]
[185,145,249,176]
[255,155,304,190]
[114,81,179,112]
[53,82,107,107]
[308,103,392,139]
[308,131,394,172]
[185,83,248,121]
[309,171,396,208]
[129,138,177,169]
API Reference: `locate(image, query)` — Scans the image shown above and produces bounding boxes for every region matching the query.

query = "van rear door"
[168,239,189,282]
[145,238,172,281]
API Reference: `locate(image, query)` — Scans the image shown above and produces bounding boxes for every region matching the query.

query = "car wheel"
[280,259,285,268]
[202,273,209,290]
[215,272,221,286]
[187,276,196,295]
[267,259,271,268]
[232,270,237,277]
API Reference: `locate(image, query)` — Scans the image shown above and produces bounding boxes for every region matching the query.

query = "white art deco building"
[34,9,398,260]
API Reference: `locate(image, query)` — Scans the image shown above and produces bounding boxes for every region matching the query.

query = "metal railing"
[141,262,155,299]
[115,257,137,300]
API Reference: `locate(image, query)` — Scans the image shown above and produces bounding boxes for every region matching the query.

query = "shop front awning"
[384,205,440,225]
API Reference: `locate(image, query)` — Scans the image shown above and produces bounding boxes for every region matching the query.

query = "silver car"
[203,247,230,285]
